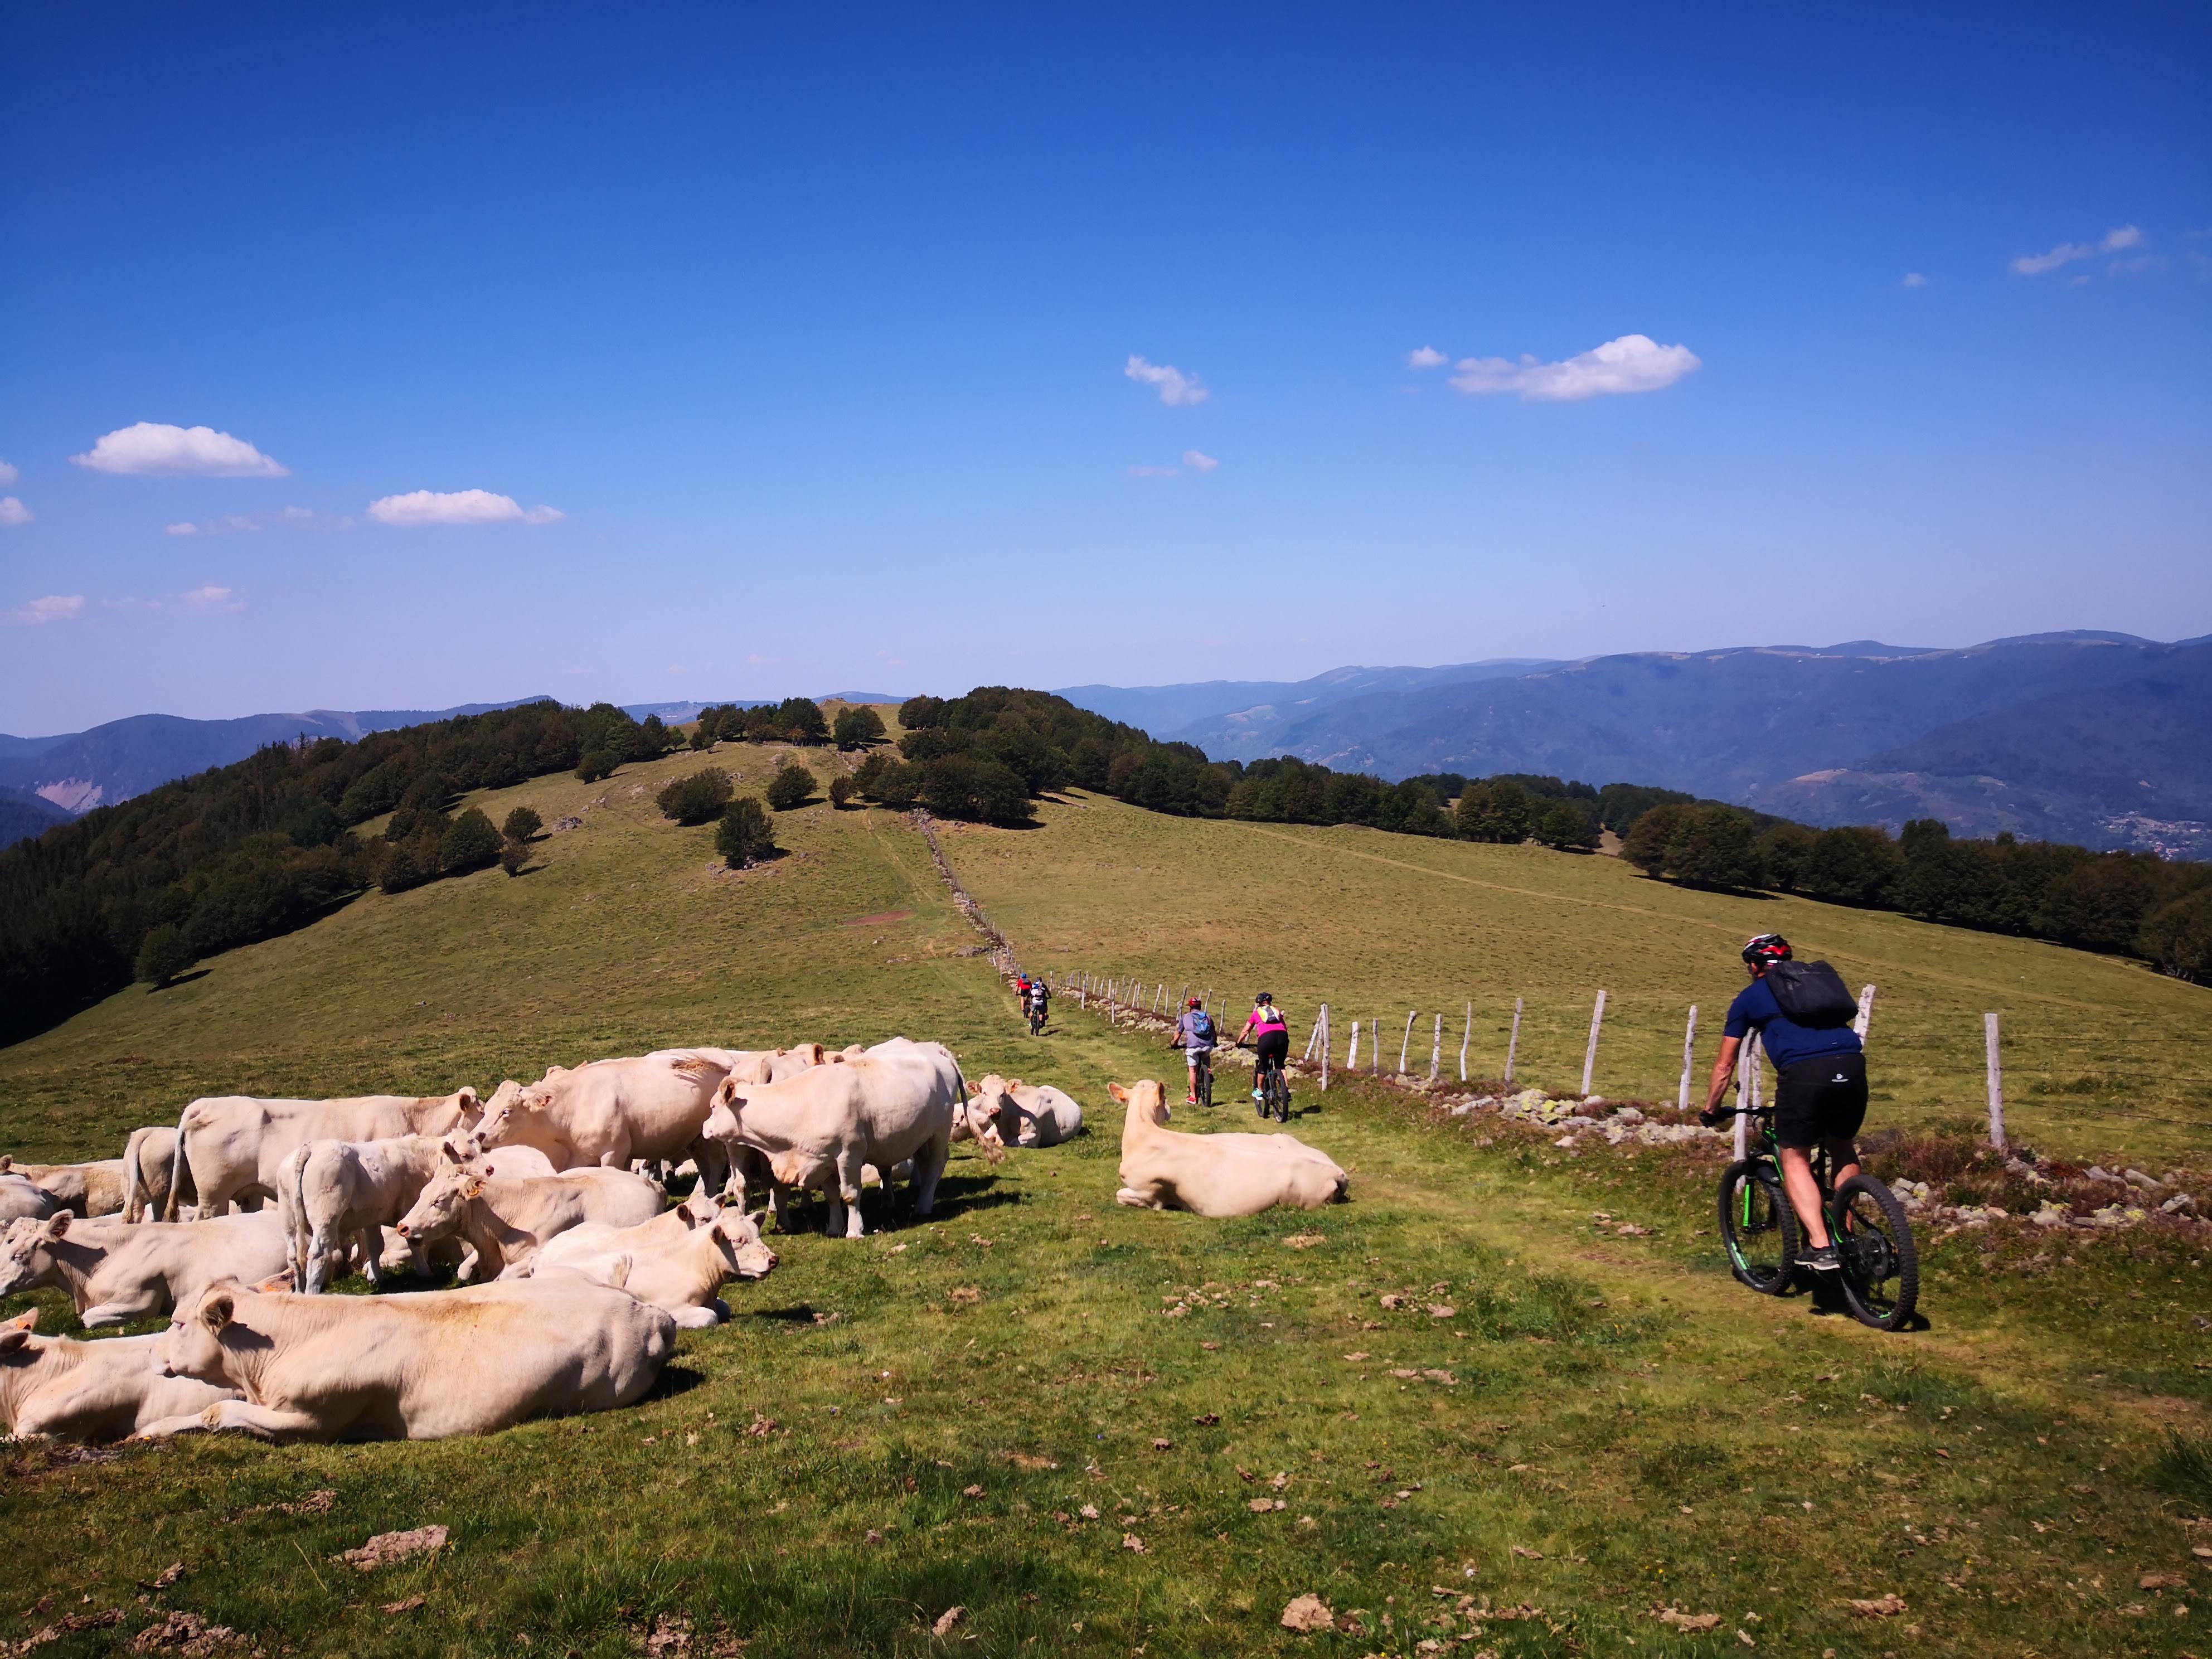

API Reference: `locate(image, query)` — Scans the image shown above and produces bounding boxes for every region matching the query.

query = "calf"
[166,1088,482,1219]
[1112,1080,1348,1217]
[277,1134,503,1292]
[528,1189,777,1327]
[0,1156,128,1218]
[0,1309,236,1441]
[394,1165,664,1278]
[0,1210,290,1327]
[151,1275,676,1441]
[965,1075,1085,1147]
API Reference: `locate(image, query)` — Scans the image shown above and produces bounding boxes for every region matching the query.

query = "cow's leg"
[911,1131,951,1218]
[1114,1185,1165,1210]
[670,1305,720,1330]
[304,1224,334,1294]
[80,1298,153,1327]
[835,1149,867,1239]
[132,1411,214,1439]
[357,1225,384,1288]
[200,1399,329,1441]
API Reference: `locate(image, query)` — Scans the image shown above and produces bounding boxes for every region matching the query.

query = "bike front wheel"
[1832,1174,1919,1331]
[1719,1159,1799,1295]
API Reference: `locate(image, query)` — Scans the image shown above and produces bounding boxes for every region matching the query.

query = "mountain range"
[1058,632,2212,858]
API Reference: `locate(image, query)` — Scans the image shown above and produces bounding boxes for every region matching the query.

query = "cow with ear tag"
[0,1308,238,1442]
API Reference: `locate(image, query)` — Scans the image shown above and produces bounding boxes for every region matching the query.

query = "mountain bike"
[1715,1104,1918,1331]
[1178,1045,1213,1109]
[1026,997,1048,1036]
[1251,1047,1291,1122]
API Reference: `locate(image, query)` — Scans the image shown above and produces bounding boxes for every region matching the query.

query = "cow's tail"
[276,1142,313,1291]
[161,1104,196,1221]
[122,1132,147,1224]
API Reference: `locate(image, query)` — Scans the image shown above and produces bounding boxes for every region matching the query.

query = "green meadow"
[3,745,2207,1657]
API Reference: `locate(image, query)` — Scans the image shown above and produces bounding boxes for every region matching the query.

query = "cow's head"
[0,1306,37,1360]
[156,1281,244,1380]
[0,1214,70,1297]
[471,1079,544,1148]
[1109,1080,1170,1127]
[394,1170,484,1243]
[704,1079,746,1142]
[711,1211,779,1281]
[448,1084,482,1124]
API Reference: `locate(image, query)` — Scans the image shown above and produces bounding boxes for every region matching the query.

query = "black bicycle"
[1173,1044,1214,1109]
[1250,1046,1291,1122]
[1716,1104,1918,1331]
[1026,996,1048,1036]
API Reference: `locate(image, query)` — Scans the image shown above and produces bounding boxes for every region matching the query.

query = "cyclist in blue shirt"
[1700,934,1866,1273]
[1168,998,1217,1105]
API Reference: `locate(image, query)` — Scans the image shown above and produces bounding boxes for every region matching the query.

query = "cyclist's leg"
[1777,1144,1831,1249]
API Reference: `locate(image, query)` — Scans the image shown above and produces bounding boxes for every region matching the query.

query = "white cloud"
[3,594,84,626]
[164,506,330,537]
[0,460,17,486]
[1182,450,1219,472]
[1127,464,1181,478]
[0,497,31,526]
[71,422,288,477]
[163,522,198,537]
[367,488,564,527]
[1448,333,1701,401]
[2013,226,2146,276]
[1124,355,1209,406]
[180,585,243,614]
[1901,271,1928,288]
[1406,346,1447,368]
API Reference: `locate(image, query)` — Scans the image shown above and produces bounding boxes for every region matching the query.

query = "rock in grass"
[1280,1594,1335,1633]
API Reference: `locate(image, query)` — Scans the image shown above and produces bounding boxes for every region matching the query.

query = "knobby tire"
[1719,1159,1798,1296]
[1833,1173,1919,1331]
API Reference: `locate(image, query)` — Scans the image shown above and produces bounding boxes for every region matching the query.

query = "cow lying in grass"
[1,1174,59,1225]
[0,1309,238,1442]
[393,1165,664,1278]
[525,1186,777,1327]
[1112,1079,1349,1217]
[149,1275,676,1441]
[0,1156,127,1218]
[0,1211,290,1327]
[964,1075,1085,1148]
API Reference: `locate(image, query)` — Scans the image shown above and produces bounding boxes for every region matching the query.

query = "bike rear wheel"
[1267,1064,1291,1122]
[1832,1174,1919,1331]
[1719,1159,1798,1295]
[1197,1058,1213,1109]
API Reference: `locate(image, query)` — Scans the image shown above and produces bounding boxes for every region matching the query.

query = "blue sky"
[3,2,2207,733]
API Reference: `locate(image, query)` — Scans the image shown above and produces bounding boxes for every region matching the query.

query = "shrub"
[864,759,923,808]
[499,840,530,877]
[656,769,734,826]
[1532,801,1599,851]
[834,706,887,749]
[576,748,618,783]
[715,797,778,866]
[439,808,504,874]
[1665,805,1764,889]
[502,806,543,843]
[919,755,1034,826]
[765,764,818,811]
[1622,803,1689,874]
[828,776,855,808]
[379,843,428,894]
[1457,779,1532,843]
[134,923,195,988]
[400,770,453,811]
[2141,888,2212,982]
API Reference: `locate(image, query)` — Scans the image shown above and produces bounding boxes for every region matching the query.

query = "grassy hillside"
[953,793,2212,1167]
[3,747,2208,1658]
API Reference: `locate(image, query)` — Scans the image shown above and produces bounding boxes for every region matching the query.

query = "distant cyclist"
[1168,997,1218,1105]
[1701,933,1867,1273]
[1237,993,1291,1105]
[1023,976,1050,1033]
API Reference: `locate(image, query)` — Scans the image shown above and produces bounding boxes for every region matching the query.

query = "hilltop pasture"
[1,742,2207,1658]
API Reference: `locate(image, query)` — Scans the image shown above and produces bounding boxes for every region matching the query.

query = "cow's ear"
[0,1307,37,1349]
[457,1085,479,1108]
[441,1140,464,1164]
[745,1209,769,1233]
[44,1211,71,1240]
[464,1176,488,1199]
[0,1154,11,1171]
[675,1203,696,1226]
[1007,1078,1023,1091]
[250,1272,292,1295]
[200,1292,235,1332]
[1108,1084,1129,1103]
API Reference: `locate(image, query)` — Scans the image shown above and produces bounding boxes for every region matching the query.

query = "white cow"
[700,1036,985,1238]
[123,1126,194,1223]
[0,1211,290,1327]
[165,1088,482,1219]
[276,1134,550,1292]
[151,1275,677,1441]
[0,1309,239,1442]
[393,1165,665,1278]
[964,1075,1085,1147]
[528,1187,778,1327]
[1,1175,60,1225]
[473,1050,745,1173]
[0,1156,128,1218]
[1111,1080,1348,1217]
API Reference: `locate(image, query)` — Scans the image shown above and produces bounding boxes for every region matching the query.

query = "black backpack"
[1765,959,1859,1028]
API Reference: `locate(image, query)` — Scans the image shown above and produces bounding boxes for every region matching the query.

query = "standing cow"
[473,1050,754,1183]
[165,1088,482,1219]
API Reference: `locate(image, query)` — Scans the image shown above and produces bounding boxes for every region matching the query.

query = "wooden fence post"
[1398,1011,1416,1075]
[1318,1005,1331,1093]
[1504,997,1523,1085]
[1734,1032,1762,1160]
[1347,1020,1360,1073]
[1855,984,1876,1042]
[1459,1001,1472,1083]
[1985,1013,2005,1151]
[1677,1005,1699,1111]
[1428,1013,1443,1084]
[1580,989,1607,1097]
[1372,1016,1380,1074]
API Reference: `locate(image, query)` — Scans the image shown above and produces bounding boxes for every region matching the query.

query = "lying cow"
[527,1186,777,1327]
[394,1165,664,1278]
[278,1134,554,1292]
[1,1175,60,1225]
[1,1309,239,1442]
[124,1126,195,1223]
[0,1210,290,1327]
[0,1156,127,1218]
[166,1088,482,1219]
[151,1275,676,1441]
[1111,1080,1348,1217]
[964,1076,1085,1147]
[702,1036,984,1239]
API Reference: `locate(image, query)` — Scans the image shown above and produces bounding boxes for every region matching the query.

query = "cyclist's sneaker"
[1800,1243,1843,1272]
[1252,1088,1265,1102]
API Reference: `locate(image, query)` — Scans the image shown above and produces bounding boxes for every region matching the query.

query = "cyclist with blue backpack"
[1700,933,1867,1273]
[1169,997,1218,1105]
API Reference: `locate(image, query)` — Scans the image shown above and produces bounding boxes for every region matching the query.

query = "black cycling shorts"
[1773,1052,1868,1148]
[1254,1030,1290,1070]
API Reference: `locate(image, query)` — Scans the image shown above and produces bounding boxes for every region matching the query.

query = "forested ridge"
[7,686,2207,1050]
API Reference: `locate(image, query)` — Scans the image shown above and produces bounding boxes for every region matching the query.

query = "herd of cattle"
[1,1035,1347,1445]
